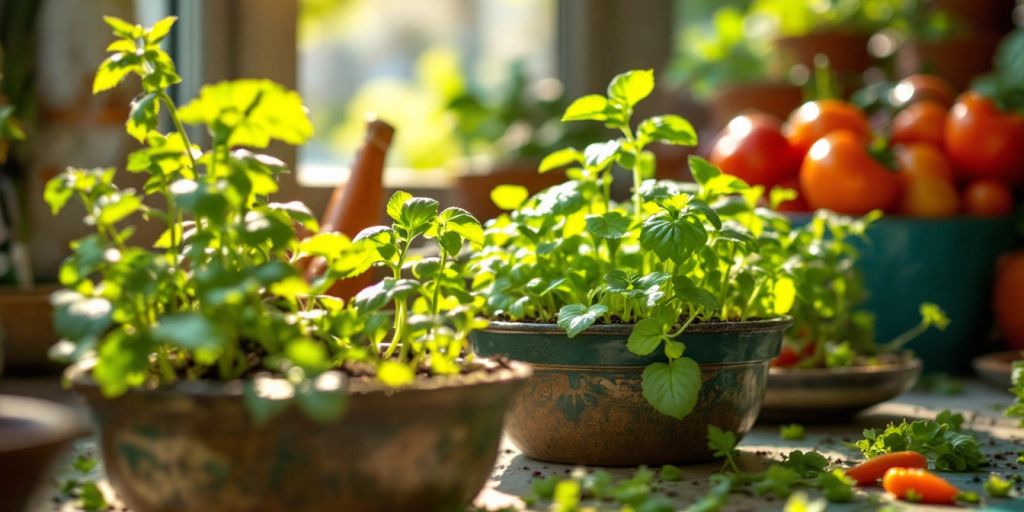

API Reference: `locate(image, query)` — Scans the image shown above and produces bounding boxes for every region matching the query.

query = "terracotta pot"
[775,32,873,78]
[707,83,804,131]
[0,286,61,374]
[470,318,789,466]
[454,161,565,221]
[896,34,1003,92]
[69,360,532,512]
[0,395,89,512]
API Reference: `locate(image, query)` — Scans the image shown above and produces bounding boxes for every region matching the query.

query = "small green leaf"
[607,69,654,107]
[539,147,583,173]
[659,464,685,482]
[378,360,415,387]
[146,16,177,44]
[707,425,738,459]
[627,318,665,356]
[780,423,805,440]
[774,277,797,315]
[641,358,701,419]
[816,470,855,503]
[585,211,630,240]
[490,184,529,210]
[386,191,413,222]
[126,92,160,142]
[152,313,227,351]
[638,115,697,146]
[984,474,1013,497]
[285,339,330,374]
[562,94,610,122]
[583,139,622,168]
[557,303,608,338]
[640,211,708,264]
[920,303,950,330]
[672,275,721,312]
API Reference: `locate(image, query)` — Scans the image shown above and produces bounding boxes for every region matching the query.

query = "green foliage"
[984,474,1014,498]
[1006,360,1024,426]
[780,423,806,440]
[855,418,987,471]
[467,70,807,419]
[973,29,1024,113]
[48,17,485,420]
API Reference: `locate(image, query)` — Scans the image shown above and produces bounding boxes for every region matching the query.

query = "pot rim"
[483,316,792,336]
[768,357,922,377]
[0,394,90,452]
[65,358,532,398]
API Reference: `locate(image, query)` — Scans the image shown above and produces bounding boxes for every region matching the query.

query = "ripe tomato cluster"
[709,75,1023,217]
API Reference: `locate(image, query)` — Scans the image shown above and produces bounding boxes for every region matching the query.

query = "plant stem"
[157,91,198,172]
[882,322,928,353]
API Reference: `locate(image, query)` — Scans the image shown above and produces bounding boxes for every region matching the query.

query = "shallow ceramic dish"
[972,351,1023,389]
[0,394,88,512]
[759,358,922,423]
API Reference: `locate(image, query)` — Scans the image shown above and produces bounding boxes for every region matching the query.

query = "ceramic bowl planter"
[760,358,922,423]
[69,361,531,512]
[470,319,789,466]
[0,395,88,512]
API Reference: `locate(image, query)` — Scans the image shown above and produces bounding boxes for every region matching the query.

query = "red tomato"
[895,144,955,184]
[772,346,800,367]
[945,92,1024,183]
[891,74,955,108]
[710,114,801,187]
[785,100,870,157]
[962,179,1015,217]
[892,101,947,148]
[800,130,901,215]
[995,251,1024,350]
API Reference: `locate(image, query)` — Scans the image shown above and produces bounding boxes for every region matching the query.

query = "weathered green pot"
[69,360,531,512]
[470,319,789,466]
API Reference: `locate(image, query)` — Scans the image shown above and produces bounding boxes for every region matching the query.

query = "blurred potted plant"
[0,0,59,374]
[668,5,803,129]
[447,61,603,220]
[49,17,530,512]
[892,0,1004,91]
[752,0,891,88]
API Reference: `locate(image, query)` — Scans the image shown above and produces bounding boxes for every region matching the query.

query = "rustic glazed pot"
[69,360,531,512]
[760,358,922,423]
[0,394,88,512]
[470,319,789,466]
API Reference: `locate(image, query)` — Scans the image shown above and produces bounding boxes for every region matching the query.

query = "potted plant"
[466,69,796,466]
[47,16,530,512]
[668,5,803,129]
[761,210,951,421]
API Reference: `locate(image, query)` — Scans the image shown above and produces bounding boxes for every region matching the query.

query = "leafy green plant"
[777,210,949,368]
[468,69,803,419]
[46,16,486,419]
[974,29,1024,113]
[708,425,856,504]
[780,423,806,440]
[854,418,987,471]
[1007,360,1024,426]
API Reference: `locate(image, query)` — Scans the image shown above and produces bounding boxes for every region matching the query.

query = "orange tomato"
[962,179,1015,217]
[891,74,955,108]
[846,452,929,486]
[710,113,801,187]
[945,92,1024,184]
[895,144,955,184]
[899,176,960,217]
[785,100,871,157]
[800,130,901,215]
[995,251,1024,350]
[882,468,960,505]
[892,101,947,148]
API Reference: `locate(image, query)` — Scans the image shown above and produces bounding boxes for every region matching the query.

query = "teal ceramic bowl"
[836,216,1019,373]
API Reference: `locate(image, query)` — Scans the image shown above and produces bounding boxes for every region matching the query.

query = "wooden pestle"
[304,118,394,299]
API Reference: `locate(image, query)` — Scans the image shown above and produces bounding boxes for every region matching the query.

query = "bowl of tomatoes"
[709,74,1023,373]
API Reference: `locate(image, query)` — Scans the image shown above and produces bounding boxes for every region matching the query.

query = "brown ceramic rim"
[769,357,922,377]
[65,358,532,398]
[973,350,1023,372]
[529,362,761,372]
[485,316,792,335]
